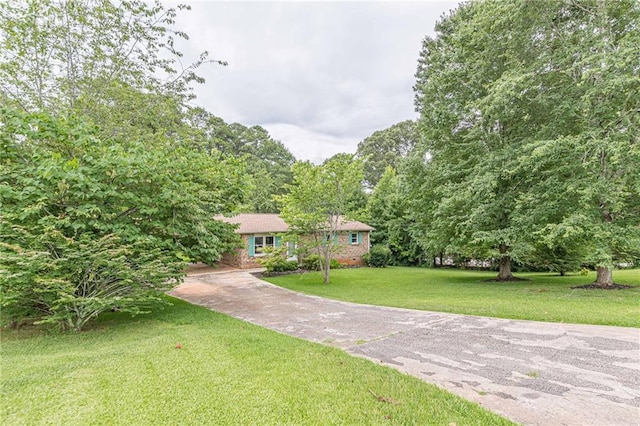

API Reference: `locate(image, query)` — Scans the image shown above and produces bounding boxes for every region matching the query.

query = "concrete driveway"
[168,270,640,426]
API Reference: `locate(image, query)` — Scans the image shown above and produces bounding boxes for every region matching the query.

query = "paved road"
[169,270,640,426]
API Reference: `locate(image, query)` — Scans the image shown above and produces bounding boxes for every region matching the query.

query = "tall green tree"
[413,0,640,284]
[511,0,640,285]
[0,0,231,154]
[366,166,425,265]
[183,109,296,213]
[356,120,421,189]
[0,0,220,113]
[228,124,296,213]
[278,155,364,284]
[414,1,530,280]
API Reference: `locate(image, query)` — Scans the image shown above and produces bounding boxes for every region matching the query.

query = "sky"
[166,1,460,163]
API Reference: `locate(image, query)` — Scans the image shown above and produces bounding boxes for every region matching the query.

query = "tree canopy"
[0,0,220,112]
[183,107,296,213]
[0,0,252,330]
[365,166,426,266]
[355,120,421,189]
[412,0,640,284]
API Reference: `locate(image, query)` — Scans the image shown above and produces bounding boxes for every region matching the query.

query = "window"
[254,235,276,256]
[350,233,359,245]
[323,233,338,245]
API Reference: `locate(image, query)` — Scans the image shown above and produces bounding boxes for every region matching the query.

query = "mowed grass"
[1,298,512,426]
[264,268,640,327]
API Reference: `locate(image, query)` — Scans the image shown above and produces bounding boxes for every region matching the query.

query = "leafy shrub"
[257,247,298,273]
[0,109,246,331]
[364,245,391,268]
[299,254,343,271]
[330,259,343,269]
[300,254,321,271]
[0,229,179,332]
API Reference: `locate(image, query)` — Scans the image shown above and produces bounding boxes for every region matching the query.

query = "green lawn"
[1,298,512,425]
[264,267,640,327]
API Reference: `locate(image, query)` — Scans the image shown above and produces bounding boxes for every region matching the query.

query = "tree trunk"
[497,244,514,281]
[593,266,613,286]
[322,253,331,284]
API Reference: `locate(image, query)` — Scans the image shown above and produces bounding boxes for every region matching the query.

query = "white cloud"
[165,0,460,161]
[262,122,359,164]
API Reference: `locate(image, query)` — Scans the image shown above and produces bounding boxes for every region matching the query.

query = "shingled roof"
[215,213,374,234]
[216,214,288,234]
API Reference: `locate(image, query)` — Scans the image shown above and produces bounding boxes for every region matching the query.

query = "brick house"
[216,213,374,269]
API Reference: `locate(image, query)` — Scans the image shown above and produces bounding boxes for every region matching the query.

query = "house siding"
[224,231,371,269]
[333,232,370,266]
[219,251,241,268]
[237,234,263,269]
[216,213,374,269]
[295,231,370,267]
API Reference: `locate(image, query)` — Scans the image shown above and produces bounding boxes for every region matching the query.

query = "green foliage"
[507,1,640,283]
[0,108,247,330]
[0,230,178,332]
[185,109,297,213]
[525,243,585,276]
[231,125,296,213]
[299,255,342,271]
[0,0,218,114]
[356,120,421,189]
[412,0,640,283]
[0,0,254,330]
[366,166,426,266]
[299,254,319,271]
[330,259,343,270]
[257,247,298,274]
[413,0,532,280]
[278,155,364,283]
[1,108,246,263]
[363,245,392,268]
[300,254,321,271]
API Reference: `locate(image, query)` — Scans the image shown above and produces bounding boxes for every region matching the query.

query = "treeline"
[358,0,640,286]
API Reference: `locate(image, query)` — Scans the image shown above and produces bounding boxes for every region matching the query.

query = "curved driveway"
[169,270,640,426]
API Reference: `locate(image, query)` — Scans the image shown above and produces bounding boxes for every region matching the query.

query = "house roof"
[216,214,289,234]
[215,213,374,234]
[335,219,375,232]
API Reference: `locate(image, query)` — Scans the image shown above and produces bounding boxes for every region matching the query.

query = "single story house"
[216,213,374,269]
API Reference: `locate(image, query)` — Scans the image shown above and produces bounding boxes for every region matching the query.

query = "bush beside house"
[363,245,392,268]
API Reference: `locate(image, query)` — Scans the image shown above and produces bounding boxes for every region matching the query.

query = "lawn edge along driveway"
[169,270,640,426]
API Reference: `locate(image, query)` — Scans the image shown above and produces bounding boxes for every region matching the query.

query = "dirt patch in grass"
[571,283,634,290]
[482,276,530,283]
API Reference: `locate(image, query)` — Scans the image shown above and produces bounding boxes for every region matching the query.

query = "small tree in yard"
[278,156,364,284]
